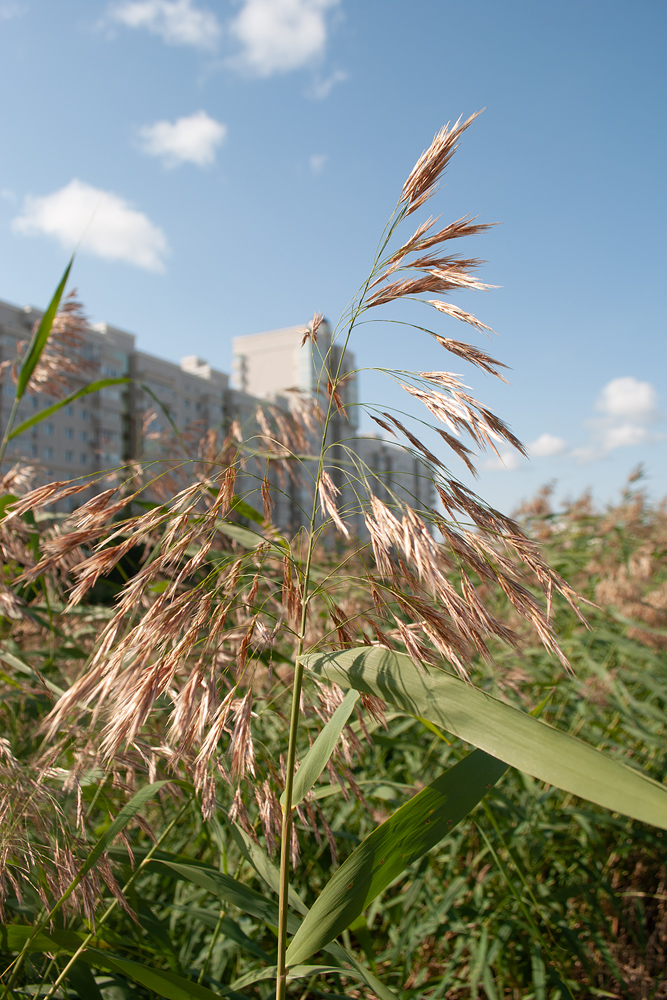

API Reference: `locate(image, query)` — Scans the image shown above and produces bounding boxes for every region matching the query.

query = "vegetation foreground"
[1,115,667,999]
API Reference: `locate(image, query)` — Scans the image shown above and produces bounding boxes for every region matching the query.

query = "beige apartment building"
[231,321,435,532]
[0,300,131,500]
[0,297,434,528]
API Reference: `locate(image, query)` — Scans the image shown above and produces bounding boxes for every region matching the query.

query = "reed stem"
[0,397,21,468]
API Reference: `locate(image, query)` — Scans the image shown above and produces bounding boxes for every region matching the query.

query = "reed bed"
[1,115,666,999]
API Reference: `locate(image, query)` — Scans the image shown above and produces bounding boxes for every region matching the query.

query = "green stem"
[274,200,409,999]
[276,658,305,999]
[0,397,21,468]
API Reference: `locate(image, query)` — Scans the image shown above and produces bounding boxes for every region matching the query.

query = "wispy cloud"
[308,152,328,174]
[483,448,523,472]
[528,433,567,458]
[12,179,169,272]
[586,376,661,458]
[139,111,227,167]
[484,377,663,473]
[309,68,347,99]
[228,0,339,76]
[0,2,26,19]
[108,0,221,49]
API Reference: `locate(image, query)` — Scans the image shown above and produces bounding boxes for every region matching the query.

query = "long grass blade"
[282,689,359,810]
[286,749,506,965]
[82,949,238,1000]
[16,257,73,399]
[9,378,130,439]
[157,860,301,934]
[304,646,667,830]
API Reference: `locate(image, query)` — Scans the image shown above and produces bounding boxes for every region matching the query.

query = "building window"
[80,408,88,419]
[81,431,88,442]
[31,396,39,410]
[80,452,88,465]
[65,450,74,462]
[66,405,74,416]
[43,446,54,460]
[31,444,38,457]
[45,423,54,436]
[65,427,73,439]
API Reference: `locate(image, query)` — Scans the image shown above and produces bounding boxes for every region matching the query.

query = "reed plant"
[1,113,667,999]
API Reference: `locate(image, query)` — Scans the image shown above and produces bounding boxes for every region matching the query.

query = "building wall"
[0,297,435,530]
[232,320,358,431]
[0,301,230,510]
[0,305,132,506]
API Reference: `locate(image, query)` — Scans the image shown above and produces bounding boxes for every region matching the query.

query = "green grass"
[1,484,667,998]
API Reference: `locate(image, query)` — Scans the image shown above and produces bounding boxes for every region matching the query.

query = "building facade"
[0,297,434,527]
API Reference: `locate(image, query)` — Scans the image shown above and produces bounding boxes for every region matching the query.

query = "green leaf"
[304,646,667,831]
[282,688,359,811]
[2,926,242,999]
[0,494,18,522]
[231,963,394,991]
[66,961,105,1000]
[324,942,400,1000]
[218,915,272,962]
[9,378,130,439]
[286,749,506,965]
[82,949,235,1000]
[136,900,179,958]
[3,925,86,953]
[214,518,288,555]
[16,256,73,398]
[221,817,309,916]
[152,857,398,1000]
[157,860,301,934]
[216,522,267,549]
[228,496,265,525]
[81,780,172,881]
[0,645,65,696]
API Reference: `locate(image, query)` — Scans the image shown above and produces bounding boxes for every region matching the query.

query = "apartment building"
[232,318,358,420]
[0,300,231,510]
[232,321,436,528]
[0,300,131,497]
[0,296,435,527]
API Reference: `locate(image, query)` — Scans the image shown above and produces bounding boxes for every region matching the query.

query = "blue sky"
[1,0,666,513]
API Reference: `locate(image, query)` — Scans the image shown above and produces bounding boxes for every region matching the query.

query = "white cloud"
[109,0,220,49]
[12,179,169,272]
[600,423,651,452]
[139,111,227,167]
[596,376,658,422]
[529,433,567,458]
[308,152,328,174]
[570,376,664,462]
[309,68,347,98]
[229,0,339,76]
[484,448,522,472]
